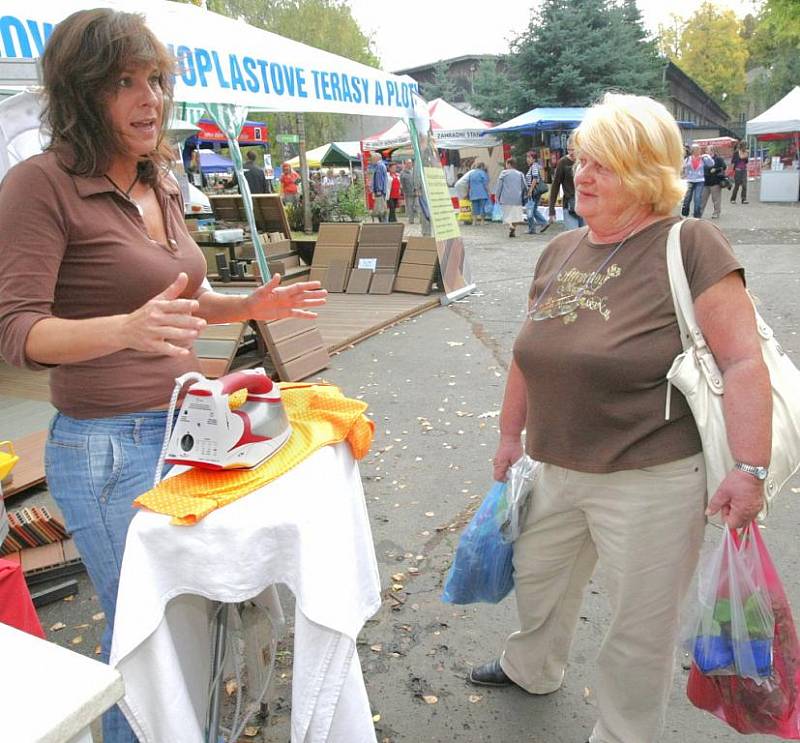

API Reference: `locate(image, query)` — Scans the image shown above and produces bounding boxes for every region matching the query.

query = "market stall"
[747,86,800,203]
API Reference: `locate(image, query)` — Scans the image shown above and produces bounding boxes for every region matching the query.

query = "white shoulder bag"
[665,220,800,511]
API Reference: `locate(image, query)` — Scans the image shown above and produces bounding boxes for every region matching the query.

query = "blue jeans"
[562,197,585,230]
[46,410,173,743]
[681,182,704,218]
[526,197,547,232]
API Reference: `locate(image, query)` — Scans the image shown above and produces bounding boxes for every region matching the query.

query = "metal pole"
[296,113,312,234]
[206,603,229,743]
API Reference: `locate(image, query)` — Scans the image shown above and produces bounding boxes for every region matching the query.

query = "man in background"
[548,145,583,230]
[370,153,388,222]
[242,149,271,194]
[399,159,419,223]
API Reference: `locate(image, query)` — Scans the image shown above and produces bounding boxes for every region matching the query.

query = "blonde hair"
[573,93,685,215]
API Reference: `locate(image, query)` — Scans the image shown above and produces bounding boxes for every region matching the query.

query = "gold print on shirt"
[545,263,623,324]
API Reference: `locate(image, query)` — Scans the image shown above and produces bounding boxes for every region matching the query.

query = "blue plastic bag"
[441,481,514,604]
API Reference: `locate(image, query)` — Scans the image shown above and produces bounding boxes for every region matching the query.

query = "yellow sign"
[423,167,460,241]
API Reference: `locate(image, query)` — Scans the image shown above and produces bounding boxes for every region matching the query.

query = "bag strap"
[666,220,695,352]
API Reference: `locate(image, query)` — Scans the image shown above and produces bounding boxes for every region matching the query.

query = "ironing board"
[109,442,381,743]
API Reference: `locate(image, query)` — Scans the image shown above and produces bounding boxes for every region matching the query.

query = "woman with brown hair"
[0,10,325,742]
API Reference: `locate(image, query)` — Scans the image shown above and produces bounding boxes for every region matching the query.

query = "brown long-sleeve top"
[0,151,208,418]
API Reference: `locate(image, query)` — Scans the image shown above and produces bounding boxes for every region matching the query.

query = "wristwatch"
[734,462,769,480]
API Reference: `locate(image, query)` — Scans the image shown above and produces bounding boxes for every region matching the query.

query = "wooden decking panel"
[1,429,47,501]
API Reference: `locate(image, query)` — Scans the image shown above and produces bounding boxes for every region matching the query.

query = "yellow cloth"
[134,383,374,525]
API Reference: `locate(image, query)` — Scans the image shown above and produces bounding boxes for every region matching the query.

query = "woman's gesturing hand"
[121,273,206,357]
[244,274,328,321]
[706,469,765,528]
[493,436,524,483]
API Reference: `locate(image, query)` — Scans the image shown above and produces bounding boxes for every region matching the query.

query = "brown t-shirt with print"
[0,151,208,419]
[513,216,742,473]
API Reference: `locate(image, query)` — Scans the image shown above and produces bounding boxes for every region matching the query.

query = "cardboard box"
[264,239,293,257]
[346,268,373,294]
[268,254,300,275]
[323,262,350,293]
[369,269,396,294]
[355,245,401,269]
[312,245,356,268]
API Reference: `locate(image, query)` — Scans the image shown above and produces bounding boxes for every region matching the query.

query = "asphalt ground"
[18,183,800,742]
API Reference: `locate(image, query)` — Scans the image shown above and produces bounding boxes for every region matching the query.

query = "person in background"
[731,141,749,204]
[700,145,726,219]
[242,149,269,194]
[681,144,711,218]
[548,143,583,230]
[322,167,336,192]
[279,161,300,204]
[337,169,351,189]
[186,148,206,189]
[496,158,527,238]
[468,92,770,743]
[387,162,402,223]
[370,152,388,223]
[399,159,419,224]
[467,162,490,225]
[0,10,327,742]
[524,150,549,234]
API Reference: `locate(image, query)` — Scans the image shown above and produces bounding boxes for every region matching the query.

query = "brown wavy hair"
[41,8,175,185]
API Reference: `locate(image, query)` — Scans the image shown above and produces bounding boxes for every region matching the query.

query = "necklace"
[527,229,635,322]
[105,173,143,216]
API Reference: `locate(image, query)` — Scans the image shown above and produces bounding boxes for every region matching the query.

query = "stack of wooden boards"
[309,223,439,296]
[187,194,311,286]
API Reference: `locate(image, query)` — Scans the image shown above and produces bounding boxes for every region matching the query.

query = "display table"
[760,170,800,202]
[0,621,124,742]
[110,442,381,743]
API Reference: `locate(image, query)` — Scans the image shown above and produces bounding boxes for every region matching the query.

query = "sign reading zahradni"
[0,0,419,118]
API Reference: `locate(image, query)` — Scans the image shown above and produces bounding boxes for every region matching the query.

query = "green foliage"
[758,0,800,46]
[672,2,748,114]
[470,0,664,119]
[285,182,367,231]
[470,58,516,122]
[194,0,380,152]
[422,61,459,102]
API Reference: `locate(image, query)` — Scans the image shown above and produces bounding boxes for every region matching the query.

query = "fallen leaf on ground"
[477,410,500,419]
[92,612,105,622]
[71,636,83,645]
[50,622,66,632]
[225,679,238,696]
[468,694,482,703]
[370,644,383,652]
[391,573,404,582]
[421,694,438,704]
[372,714,381,723]
[243,726,260,737]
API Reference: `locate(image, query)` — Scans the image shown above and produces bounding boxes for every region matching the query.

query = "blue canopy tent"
[487,107,587,135]
[198,149,234,173]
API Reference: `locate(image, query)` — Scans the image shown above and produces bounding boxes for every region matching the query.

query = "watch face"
[755,467,768,480]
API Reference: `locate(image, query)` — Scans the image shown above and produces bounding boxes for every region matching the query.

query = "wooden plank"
[358,223,405,247]
[198,358,230,378]
[394,276,433,295]
[0,363,50,401]
[193,339,240,359]
[273,329,325,364]
[277,346,330,381]
[316,223,360,248]
[2,430,47,500]
[398,262,438,281]
[199,323,247,340]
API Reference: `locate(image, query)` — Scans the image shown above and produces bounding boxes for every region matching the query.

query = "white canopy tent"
[362,98,500,150]
[746,86,800,138]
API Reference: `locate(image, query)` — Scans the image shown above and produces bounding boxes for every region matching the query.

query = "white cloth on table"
[109,442,381,743]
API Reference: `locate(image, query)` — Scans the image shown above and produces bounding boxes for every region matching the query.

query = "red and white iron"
[163,368,291,471]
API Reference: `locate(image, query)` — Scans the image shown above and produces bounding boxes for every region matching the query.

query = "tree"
[674,2,748,115]
[470,58,516,122]
[421,61,459,102]
[474,0,664,117]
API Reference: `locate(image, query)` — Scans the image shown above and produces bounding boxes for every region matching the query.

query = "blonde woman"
[468,93,771,743]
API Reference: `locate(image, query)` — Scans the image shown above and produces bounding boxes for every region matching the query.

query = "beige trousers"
[500,454,706,743]
[701,184,721,217]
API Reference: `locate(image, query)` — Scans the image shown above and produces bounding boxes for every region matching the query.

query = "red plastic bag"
[687,524,800,737]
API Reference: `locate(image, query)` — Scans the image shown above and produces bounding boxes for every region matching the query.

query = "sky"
[346,0,761,72]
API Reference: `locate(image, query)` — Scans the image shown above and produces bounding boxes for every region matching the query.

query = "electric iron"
[164,368,291,470]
